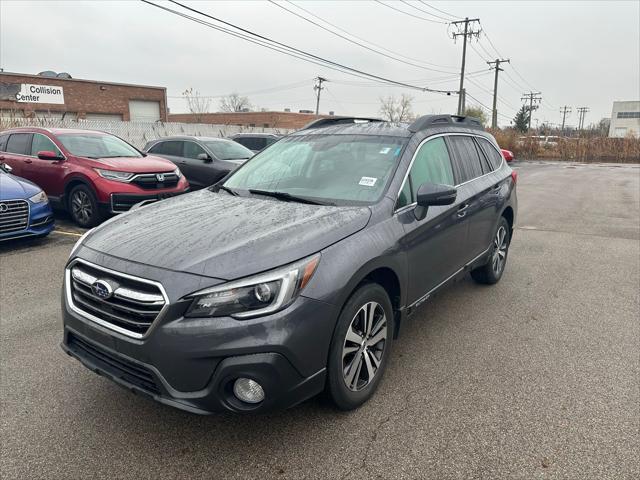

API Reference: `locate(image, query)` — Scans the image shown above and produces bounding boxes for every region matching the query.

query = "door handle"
[24,158,33,164]
[457,203,469,217]
[492,184,501,192]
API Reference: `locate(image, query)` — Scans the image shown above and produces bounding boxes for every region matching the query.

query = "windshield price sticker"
[359,177,377,187]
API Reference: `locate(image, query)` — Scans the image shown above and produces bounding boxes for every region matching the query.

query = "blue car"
[0,163,54,241]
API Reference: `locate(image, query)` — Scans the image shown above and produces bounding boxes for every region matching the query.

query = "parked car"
[0,128,189,227]
[61,115,517,414]
[501,149,514,162]
[228,133,281,153]
[143,136,253,190]
[0,162,54,241]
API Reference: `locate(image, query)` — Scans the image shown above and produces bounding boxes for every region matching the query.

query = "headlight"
[28,190,48,204]
[69,228,93,259]
[174,167,182,178]
[185,254,320,319]
[94,168,133,182]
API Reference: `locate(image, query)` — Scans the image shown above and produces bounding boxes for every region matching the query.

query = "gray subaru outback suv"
[61,115,517,413]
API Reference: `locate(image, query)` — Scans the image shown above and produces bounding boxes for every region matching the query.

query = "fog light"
[233,378,265,404]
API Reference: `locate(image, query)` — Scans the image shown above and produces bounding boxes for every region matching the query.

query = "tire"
[471,216,511,285]
[326,283,393,410]
[68,184,102,228]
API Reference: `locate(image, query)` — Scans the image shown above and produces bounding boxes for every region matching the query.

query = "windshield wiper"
[248,189,331,206]
[217,185,238,196]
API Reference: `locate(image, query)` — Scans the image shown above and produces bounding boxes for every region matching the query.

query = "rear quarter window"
[476,138,503,171]
[0,134,8,151]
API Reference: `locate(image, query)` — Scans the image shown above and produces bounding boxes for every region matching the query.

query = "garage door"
[129,100,160,122]
[85,112,123,121]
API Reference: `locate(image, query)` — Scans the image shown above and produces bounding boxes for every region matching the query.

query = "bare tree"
[378,94,414,123]
[182,88,211,122]
[219,93,252,113]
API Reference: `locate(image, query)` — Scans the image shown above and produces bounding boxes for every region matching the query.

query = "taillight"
[511,171,518,184]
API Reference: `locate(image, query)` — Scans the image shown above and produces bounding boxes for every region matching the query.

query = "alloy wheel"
[71,190,92,224]
[342,301,387,391]
[492,226,508,275]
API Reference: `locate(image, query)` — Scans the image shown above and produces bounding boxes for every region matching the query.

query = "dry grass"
[489,129,640,163]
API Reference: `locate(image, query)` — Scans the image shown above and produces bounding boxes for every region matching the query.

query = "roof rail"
[301,117,385,130]
[407,114,483,133]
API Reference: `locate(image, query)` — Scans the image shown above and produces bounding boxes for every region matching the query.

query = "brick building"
[168,111,333,130]
[0,71,168,121]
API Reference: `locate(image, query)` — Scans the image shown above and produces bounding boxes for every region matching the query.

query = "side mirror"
[1,162,12,173]
[37,150,64,161]
[416,182,457,207]
[197,153,213,163]
[414,182,456,221]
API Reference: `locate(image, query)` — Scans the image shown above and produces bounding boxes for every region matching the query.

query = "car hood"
[82,154,176,173]
[84,189,372,280]
[0,173,41,199]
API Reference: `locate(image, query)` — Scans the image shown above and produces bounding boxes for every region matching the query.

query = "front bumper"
[61,254,338,413]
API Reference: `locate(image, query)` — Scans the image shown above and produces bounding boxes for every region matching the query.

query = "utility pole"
[560,106,571,135]
[314,77,327,115]
[576,106,590,131]
[487,58,510,129]
[521,91,542,132]
[450,17,481,115]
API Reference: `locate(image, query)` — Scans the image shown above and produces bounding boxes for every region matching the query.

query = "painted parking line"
[53,229,84,237]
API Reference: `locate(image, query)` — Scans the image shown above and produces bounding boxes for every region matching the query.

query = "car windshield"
[203,140,253,160]
[224,134,408,205]
[57,134,142,159]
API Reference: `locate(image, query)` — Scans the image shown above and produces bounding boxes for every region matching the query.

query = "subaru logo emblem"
[156,173,165,182]
[0,203,7,213]
[92,279,113,300]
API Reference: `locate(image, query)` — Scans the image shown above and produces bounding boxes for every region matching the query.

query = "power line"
[374,0,448,23]
[399,0,453,22]
[419,1,463,20]
[167,79,314,99]
[465,92,512,121]
[268,0,457,74]
[144,1,455,94]
[282,1,457,70]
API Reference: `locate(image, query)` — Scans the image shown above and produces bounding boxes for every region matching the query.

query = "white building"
[608,101,640,137]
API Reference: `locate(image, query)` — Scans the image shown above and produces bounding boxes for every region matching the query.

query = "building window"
[617,111,640,119]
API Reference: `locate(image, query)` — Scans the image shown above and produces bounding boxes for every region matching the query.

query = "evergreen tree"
[513,106,530,133]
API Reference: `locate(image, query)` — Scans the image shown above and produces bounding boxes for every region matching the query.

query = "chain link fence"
[0,117,292,149]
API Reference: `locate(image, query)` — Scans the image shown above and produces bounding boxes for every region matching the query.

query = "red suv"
[0,128,189,227]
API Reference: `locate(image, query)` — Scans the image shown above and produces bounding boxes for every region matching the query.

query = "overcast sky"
[1,1,638,127]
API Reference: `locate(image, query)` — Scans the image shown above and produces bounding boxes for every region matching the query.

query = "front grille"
[0,199,29,234]
[68,260,166,338]
[68,333,160,395]
[131,173,179,190]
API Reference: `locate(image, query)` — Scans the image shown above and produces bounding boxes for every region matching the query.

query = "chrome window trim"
[65,257,170,340]
[394,132,505,214]
[4,132,67,160]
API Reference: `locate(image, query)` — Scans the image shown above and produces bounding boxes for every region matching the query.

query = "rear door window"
[6,133,32,155]
[475,138,503,170]
[149,140,183,156]
[446,135,484,183]
[0,134,8,151]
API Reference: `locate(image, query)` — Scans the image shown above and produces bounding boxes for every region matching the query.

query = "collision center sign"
[16,84,65,104]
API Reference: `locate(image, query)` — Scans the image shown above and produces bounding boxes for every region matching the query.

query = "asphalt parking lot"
[1,161,638,479]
